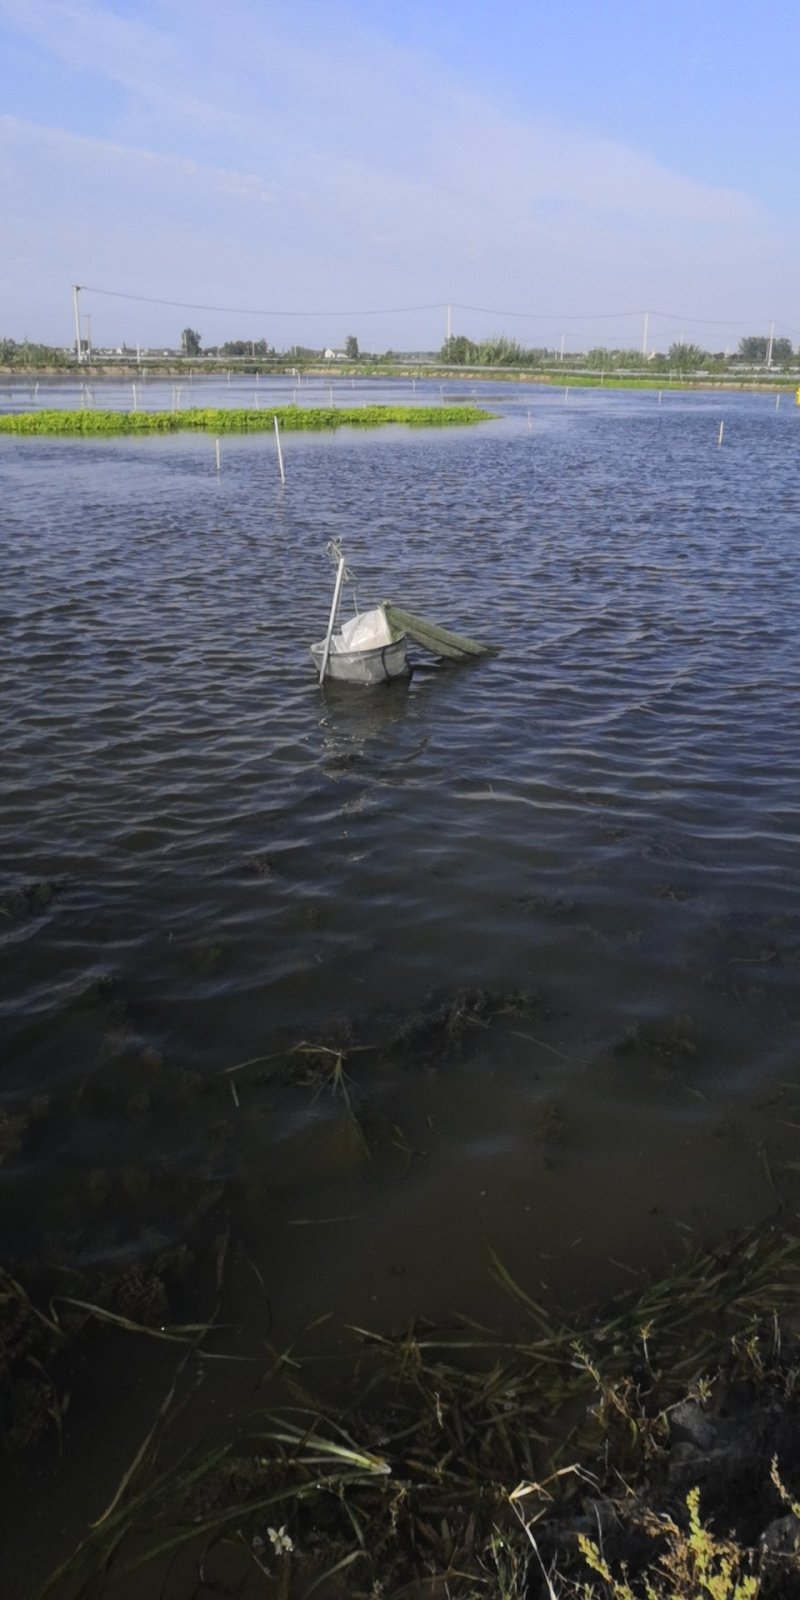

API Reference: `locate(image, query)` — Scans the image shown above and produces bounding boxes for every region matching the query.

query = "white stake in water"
[273,415,286,484]
[718,420,724,447]
[776,394,781,410]
[132,384,138,411]
[329,385,334,406]
[527,410,532,430]
[563,386,569,403]
[658,391,662,405]
[215,438,221,472]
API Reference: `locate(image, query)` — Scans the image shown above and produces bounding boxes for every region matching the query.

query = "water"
[3,376,800,1582]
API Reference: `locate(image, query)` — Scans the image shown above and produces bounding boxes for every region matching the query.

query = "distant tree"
[440,334,479,364]
[738,336,768,362]
[0,337,70,368]
[615,348,648,369]
[772,337,793,364]
[477,334,526,366]
[345,334,359,360]
[220,339,273,357]
[181,327,202,356]
[736,334,793,364]
[585,347,646,370]
[668,342,708,370]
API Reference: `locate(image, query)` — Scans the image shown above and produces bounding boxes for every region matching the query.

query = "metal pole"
[318,556,346,684]
[642,309,649,358]
[766,321,775,369]
[72,284,82,363]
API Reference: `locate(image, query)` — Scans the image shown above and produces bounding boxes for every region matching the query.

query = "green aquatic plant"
[0,403,494,435]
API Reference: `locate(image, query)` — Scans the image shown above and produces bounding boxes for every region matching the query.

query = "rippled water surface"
[3,375,800,1579]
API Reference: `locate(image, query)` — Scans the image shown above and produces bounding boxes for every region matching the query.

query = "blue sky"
[1,0,797,352]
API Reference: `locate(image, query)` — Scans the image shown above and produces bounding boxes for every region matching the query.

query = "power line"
[79,285,447,318]
[647,308,761,328]
[455,303,643,322]
[73,284,791,337]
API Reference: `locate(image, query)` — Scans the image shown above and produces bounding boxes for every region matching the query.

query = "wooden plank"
[383,603,497,660]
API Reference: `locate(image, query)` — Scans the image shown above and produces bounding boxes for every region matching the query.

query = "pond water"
[2,374,800,1587]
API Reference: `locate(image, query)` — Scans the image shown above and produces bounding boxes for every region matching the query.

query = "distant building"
[323,348,347,360]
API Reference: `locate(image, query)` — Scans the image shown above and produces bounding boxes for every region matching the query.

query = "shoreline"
[2,362,798,396]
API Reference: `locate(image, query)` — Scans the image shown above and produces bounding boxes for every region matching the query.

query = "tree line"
[180,330,360,359]
[1,330,797,370]
[439,333,797,370]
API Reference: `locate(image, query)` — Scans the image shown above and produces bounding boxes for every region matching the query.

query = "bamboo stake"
[319,556,346,684]
[273,415,285,483]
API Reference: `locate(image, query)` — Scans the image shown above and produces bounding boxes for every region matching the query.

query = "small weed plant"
[577,1487,759,1600]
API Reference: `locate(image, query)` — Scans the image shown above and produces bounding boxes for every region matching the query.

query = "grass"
[26,1222,800,1598]
[6,1000,800,1594]
[0,403,495,435]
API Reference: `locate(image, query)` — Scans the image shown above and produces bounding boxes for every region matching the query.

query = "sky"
[1,0,798,354]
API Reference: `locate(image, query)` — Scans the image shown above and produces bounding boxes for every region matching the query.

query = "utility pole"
[766,320,775,369]
[446,303,452,344]
[560,333,565,361]
[642,309,649,358]
[85,315,92,358]
[72,284,82,363]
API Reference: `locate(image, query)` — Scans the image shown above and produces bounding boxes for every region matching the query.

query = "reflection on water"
[320,673,415,741]
[3,380,800,1582]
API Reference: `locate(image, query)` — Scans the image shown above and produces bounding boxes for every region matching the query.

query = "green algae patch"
[0,403,495,436]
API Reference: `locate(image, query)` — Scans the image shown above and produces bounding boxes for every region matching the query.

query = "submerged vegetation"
[0,404,494,436]
[4,990,800,1592]
[8,1223,800,1598]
